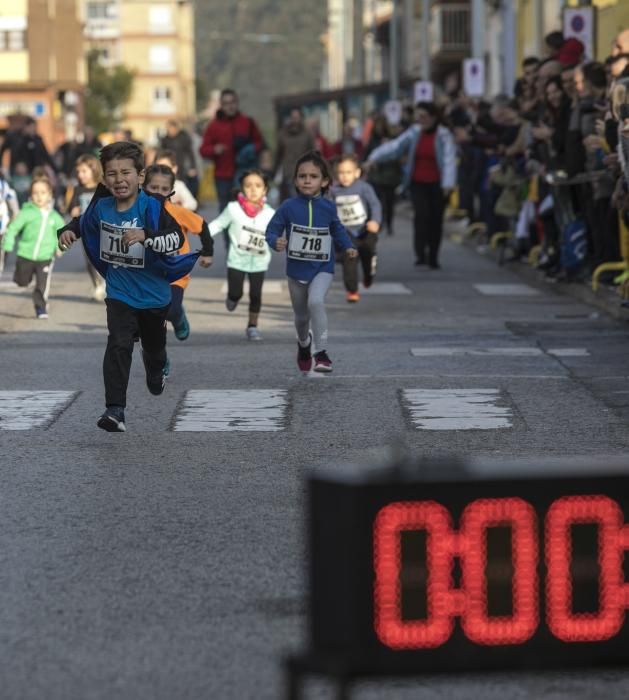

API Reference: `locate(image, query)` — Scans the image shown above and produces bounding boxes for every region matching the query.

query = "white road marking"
[357,282,412,295]
[410,347,543,357]
[403,388,512,430]
[410,347,589,358]
[474,283,540,296]
[173,389,287,432]
[547,348,590,357]
[0,391,76,430]
[220,280,284,295]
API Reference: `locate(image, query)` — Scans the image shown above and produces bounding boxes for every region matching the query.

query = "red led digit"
[374,501,454,649]
[460,498,539,645]
[545,495,624,642]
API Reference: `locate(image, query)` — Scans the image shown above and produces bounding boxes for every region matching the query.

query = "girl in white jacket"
[208,169,275,340]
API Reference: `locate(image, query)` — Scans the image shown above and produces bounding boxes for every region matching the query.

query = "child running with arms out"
[330,153,382,302]
[208,168,275,341]
[2,176,64,318]
[143,164,213,340]
[68,153,107,301]
[266,151,357,372]
[58,142,194,432]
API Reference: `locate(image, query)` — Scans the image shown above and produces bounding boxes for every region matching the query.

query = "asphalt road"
[1,204,629,699]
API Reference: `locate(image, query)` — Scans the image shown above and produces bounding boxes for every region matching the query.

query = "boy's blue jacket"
[57,184,199,283]
[265,194,354,282]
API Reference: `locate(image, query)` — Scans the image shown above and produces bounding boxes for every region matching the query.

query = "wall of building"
[118,0,195,145]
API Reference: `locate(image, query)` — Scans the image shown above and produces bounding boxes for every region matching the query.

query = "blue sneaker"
[173,309,190,341]
[97,406,126,432]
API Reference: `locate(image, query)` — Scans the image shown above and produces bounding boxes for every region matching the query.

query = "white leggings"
[287,272,333,351]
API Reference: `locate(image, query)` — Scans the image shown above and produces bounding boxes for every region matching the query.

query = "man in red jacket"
[199,89,264,219]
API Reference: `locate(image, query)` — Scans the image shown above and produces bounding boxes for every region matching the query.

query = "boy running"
[330,154,382,302]
[58,142,197,432]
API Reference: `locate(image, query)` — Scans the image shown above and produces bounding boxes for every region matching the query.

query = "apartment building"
[84,0,196,145]
[0,0,85,150]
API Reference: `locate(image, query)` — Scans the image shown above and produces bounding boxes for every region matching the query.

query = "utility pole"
[532,0,544,56]
[501,0,516,95]
[471,0,485,60]
[421,0,430,81]
[389,0,399,99]
[352,0,365,84]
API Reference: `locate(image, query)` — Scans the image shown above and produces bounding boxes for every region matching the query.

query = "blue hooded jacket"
[265,194,354,282]
[58,184,199,284]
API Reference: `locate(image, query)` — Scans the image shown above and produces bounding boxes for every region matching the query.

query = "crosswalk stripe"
[410,347,589,358]
[220,280,284,295]
[403,388,512,430]
[357,282,412,295]
[410,347,543,357]
[474,283,540,296]
[0,391,76,430]
[173,389,287,432]
[547,348,590,357]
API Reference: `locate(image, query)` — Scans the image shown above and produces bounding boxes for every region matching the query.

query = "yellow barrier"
[528,244,542,266]
[592,211,629,291]
[198,163,217,204]
[490,231,513,250]
[466,222,486,236]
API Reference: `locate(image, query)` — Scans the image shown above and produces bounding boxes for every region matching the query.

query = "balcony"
[430,3,471,56]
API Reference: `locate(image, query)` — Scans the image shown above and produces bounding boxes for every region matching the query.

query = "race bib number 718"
[287,224,331,262]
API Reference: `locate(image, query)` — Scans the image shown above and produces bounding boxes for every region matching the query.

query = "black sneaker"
[97,406,126,432]
[297,332,313,373]
[142,350,168,396]
[313,349,333,373]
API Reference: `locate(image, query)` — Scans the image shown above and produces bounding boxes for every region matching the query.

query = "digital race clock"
[286,457,629,697]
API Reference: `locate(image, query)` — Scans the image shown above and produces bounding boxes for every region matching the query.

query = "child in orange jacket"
[144,164,213,339]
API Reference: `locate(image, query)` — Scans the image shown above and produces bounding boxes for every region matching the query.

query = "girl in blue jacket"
[266,151,357,373]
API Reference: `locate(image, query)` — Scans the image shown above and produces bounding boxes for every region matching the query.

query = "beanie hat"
[559,38,585,67]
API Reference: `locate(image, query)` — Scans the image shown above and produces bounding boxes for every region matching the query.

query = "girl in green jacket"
[2,177,64,319]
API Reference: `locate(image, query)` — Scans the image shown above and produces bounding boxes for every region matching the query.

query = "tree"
[84,49,135,134]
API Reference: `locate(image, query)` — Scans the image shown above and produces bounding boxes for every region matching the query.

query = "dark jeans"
[166,284,184,325]
[341,233,378,292]
[227,267,265,313]
[215,177,234,249]
[103,298,169,408]
[14,256,54,310]
[372,184,396,234]
[409,181,445,265]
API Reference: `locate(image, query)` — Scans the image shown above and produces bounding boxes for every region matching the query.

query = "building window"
[153,86,171,102]
[151,86,175,115]
[87,2,117,20]
[0,29,26,51]
[149,45,174,72]
[149,6,172,33]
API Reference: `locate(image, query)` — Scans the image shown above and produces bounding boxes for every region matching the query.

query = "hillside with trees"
[193,0,327,140]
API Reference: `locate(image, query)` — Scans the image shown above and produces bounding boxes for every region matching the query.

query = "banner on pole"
[563,7,595,60]
[383,100,402,126]
[413,81,434,103]
[463,58,485,97]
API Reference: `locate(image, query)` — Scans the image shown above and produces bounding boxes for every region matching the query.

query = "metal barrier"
[592,211,629,291]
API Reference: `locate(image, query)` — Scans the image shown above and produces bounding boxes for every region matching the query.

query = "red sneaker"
[346,291,360,303]
[313,350,333,373]
[297,332,313,372]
